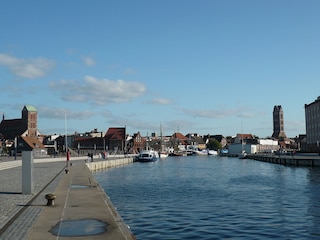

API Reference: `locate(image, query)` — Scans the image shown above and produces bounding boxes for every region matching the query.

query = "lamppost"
[14,136,17,160]
[64,112,67,151]
[64,111,70,165]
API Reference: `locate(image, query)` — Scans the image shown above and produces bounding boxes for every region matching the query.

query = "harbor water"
[94,156,320,239]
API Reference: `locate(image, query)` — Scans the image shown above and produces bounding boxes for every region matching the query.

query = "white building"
[228,138,279,155]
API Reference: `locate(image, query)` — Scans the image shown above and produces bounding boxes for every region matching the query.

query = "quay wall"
[247,154,320,167]
[86,157,134,171]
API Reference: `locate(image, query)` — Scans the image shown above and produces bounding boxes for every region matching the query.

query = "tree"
[206,139,222,150]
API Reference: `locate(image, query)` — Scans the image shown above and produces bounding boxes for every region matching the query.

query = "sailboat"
[239,150,247,159]
[159,124,168,159]
[238,133,247,159]
[238,123,247,159]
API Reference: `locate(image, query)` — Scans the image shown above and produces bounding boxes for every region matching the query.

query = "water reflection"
[50,219,107,236]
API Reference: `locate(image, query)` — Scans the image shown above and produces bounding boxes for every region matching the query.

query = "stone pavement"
[0,157,67,239]
[0,156,135,239]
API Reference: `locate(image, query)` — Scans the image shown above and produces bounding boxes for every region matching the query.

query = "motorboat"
[160,151,169,159]
[137,150,160,162]
[208,150,218,155]
[169,151,184,157]
[193,149,209,156]
[220,149,229,154]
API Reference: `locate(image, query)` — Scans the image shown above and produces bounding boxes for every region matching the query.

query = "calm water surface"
[94,156,320,239]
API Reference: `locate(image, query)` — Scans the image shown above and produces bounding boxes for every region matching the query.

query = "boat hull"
[137,150,160,162]
[137,158,158,162]
[238,153,247,159]
[208,150,218,155]
[193,150,209,156]
[160,153,169,159]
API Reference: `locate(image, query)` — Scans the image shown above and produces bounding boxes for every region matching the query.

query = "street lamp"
[65,112,67,152]
[64,111,70,165]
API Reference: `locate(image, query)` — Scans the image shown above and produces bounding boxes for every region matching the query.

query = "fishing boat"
[137,150,160,162]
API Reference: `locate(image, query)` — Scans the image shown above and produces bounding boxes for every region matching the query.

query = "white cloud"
[0,53,54,79]
[123,68,136,75]
[148,98,172,105]
[38,106,93,120]
[82,56,96,66]
[181,106,258,119]
[49,75,146,105]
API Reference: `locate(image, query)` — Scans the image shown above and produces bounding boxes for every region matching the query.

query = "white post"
[22,151,34,194]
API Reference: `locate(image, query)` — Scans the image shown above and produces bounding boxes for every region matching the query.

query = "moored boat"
[137,150,159,162]
[160,151,169,159]
[193,149,209,156]
[238,151,247,159]
[169,151,186,157]
[208,150,218,155]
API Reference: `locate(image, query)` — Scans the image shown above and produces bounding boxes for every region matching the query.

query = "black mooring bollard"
[45,193,56,206]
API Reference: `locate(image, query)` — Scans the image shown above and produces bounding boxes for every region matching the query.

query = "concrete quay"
[0,155,136,240]
[246,153,320,167]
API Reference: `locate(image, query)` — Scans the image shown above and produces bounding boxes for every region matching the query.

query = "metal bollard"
[45,193,56,206]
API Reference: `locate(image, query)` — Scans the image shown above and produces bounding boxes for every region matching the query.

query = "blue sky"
[1,0,319,138]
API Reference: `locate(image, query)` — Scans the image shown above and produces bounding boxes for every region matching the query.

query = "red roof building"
[104,127,126,153]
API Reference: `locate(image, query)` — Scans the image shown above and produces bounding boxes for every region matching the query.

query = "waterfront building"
[228,143,256,155]
[130,131,145,153]
[104,127,126,153]
[233,133,254,144]
[305,96,320,152]
[256,139,279,153]
[185,133,206,149]
[170,132,188,151]
[272,105,287,139]
[73,129,105,152]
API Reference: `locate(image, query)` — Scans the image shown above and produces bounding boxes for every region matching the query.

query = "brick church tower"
[22,105,38,137]
[272,105,286,139]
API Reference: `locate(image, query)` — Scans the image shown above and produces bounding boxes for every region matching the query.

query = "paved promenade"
[0,155,135,239]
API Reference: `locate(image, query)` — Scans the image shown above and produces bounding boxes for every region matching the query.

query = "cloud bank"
[0,53,54,79]
[49,75,146,105]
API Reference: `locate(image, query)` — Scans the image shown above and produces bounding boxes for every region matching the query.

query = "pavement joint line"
[56,170,73,239]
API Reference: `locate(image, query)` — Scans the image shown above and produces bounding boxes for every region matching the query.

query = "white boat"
[238,150,247,159]
[160,151,169,159]
[208,150,218,155]
[193,149,209,155]
[137,150,159,162]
